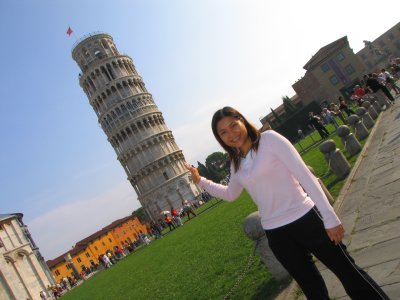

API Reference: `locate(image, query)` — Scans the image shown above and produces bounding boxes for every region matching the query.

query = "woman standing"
[185,107,389,299]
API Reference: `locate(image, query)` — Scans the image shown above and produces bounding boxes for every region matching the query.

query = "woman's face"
[216,116,250,151]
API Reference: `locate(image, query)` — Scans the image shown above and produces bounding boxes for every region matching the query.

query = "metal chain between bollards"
[320,157,331,179]
[223,240,260,300]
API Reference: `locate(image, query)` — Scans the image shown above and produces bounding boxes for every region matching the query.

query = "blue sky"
[0,0,398,259]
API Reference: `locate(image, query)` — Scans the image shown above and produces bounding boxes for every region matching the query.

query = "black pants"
[316,126,329,139]
[186,209,197,220]
[379,86,395,101]
[265,208,390,300]
[167,222,175,231]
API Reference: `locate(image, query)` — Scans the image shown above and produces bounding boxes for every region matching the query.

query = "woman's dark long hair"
[211,107,260,172]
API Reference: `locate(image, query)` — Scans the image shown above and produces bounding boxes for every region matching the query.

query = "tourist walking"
[322,108,339,128]
[364,74,395,103]
[102,254,112,268]
[183,200,197,220]
[308,111,330,139]
[380,68,400,95]
[171,207,183,226]
[329,102,346,124]
[185,106,390,300]
[165,214,176,231]
[338,96,355,117]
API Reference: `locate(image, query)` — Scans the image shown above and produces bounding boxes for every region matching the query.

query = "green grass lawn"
[297,123,368,198]
[61,193,281,300]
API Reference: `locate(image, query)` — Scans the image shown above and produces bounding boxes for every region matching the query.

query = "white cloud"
[28,181,140,260]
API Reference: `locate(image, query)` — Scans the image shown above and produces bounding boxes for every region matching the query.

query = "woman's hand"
[184,163,201,184]
[326,224,345,245]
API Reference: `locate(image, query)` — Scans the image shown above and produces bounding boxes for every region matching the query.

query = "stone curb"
[333,109,385,214]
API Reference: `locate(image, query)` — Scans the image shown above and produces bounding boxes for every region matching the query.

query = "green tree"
[282,95,297,115]
[132,207,150,223]
[197,161,210,179]
[204,152,229,183]
[270,107,281,125]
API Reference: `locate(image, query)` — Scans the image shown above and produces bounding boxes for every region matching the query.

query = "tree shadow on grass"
[250,278,292,300]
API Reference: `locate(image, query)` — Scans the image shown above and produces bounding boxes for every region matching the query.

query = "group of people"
[305,69,399,141]
[304,95,358,140]
[351,70,399,106]
[98,246,129,269]
[41,277,75,299]
[160,202,198,232]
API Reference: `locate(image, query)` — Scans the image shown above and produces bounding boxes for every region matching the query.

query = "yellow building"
[47,215,149,282]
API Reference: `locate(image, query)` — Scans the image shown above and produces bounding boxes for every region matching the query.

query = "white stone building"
[71,33,202,221]
[0,213,55,300]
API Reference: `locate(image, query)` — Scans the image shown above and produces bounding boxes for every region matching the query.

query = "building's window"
[163,171,169,180]
[77,258,82,263]
[108,238,112,243]
[360,54,367,60]
[330,75,339,86]
[66,264,71,270]
[85,252,90,258]
[102,40,109,49]
[366,61,373,69]
[336,52,345,61]
[94,246,98,251]
[55,270,60,276]
[388,33,394,41]
[378,40,385,47]
[321,63,330,72]
[94,50,101,57]
[344,64,355,75]
[102,242,105,246]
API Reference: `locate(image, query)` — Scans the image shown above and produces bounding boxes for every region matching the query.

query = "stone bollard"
[243,212,290,281]
[307,166,334,204]
[319,139,350,179]
[347,115,369,140]
[373,90,391,110]
[355,107,374,129]
[336,125,361,156]
[362,101,378,120]
[369,97,382,113]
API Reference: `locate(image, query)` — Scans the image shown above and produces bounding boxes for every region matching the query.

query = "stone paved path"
[320,99,400,299]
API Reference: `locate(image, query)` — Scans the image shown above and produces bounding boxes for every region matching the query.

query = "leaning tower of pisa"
[71,32,201,221]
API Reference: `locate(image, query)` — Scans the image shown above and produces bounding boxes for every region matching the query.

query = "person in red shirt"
[165,214,176,231]
[171,207,183,226]
[351,85,366,106]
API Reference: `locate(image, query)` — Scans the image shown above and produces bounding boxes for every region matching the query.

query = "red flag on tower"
[66,26,73,36]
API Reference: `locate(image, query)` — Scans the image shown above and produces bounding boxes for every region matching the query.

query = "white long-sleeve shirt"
[198,130,341,230]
